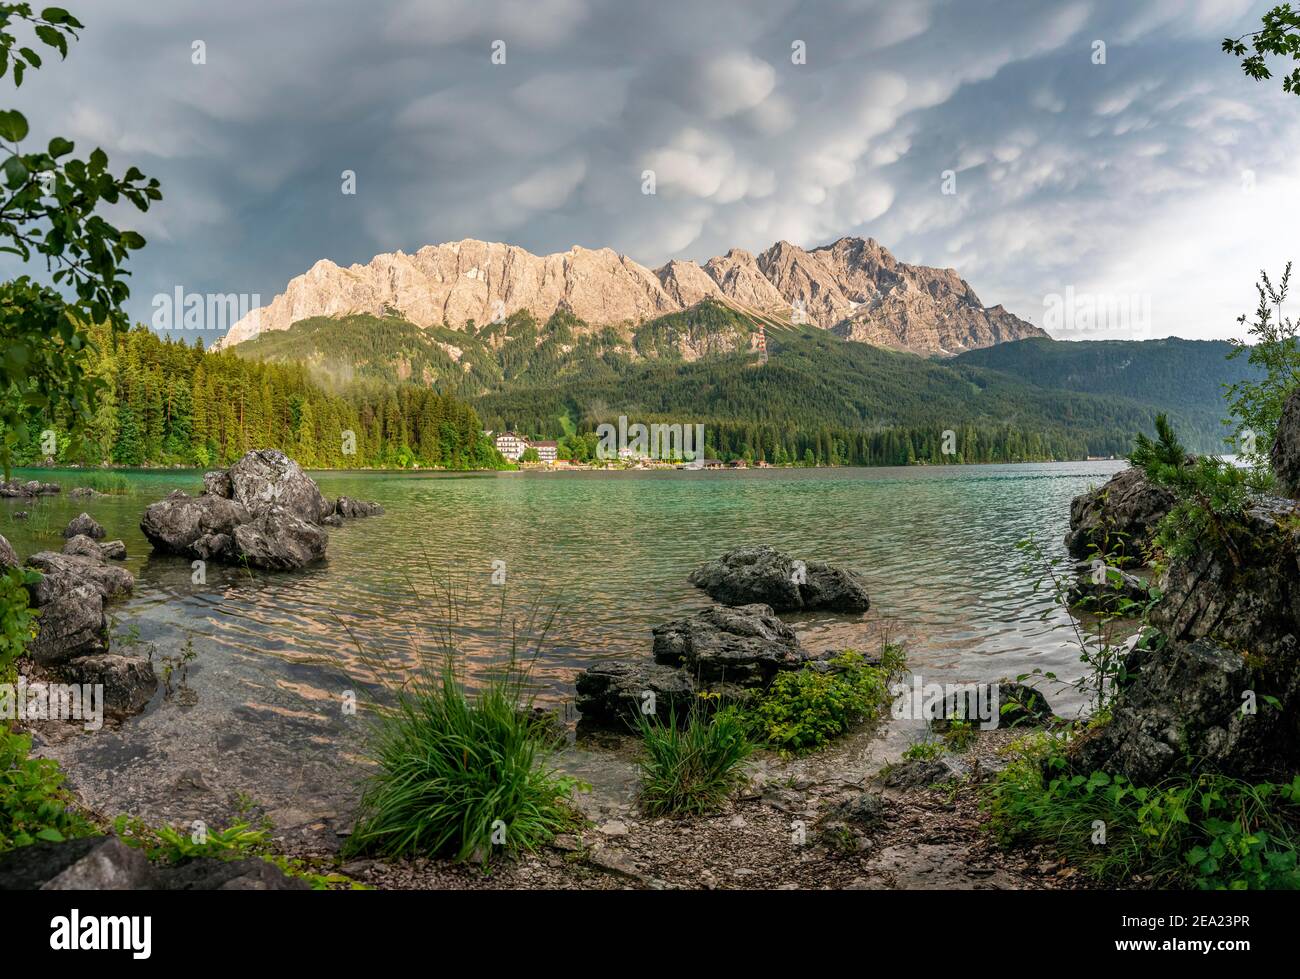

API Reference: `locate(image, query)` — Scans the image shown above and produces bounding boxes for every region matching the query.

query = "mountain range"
[215,236,1045,357]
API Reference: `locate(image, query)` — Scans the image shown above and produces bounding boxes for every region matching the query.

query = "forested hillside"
[10,324,505,470]
[953,337,1251,446]
[233,301,1254,465]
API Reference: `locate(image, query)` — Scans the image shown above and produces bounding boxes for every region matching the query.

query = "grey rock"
[0,837,156,890]
[0,479,59,497]
[202,469,232,498]
[0,837,309,891]
[227,448,330,523]
[575,661,700,728]
[68,486,100,499]
[0,533,17,570]
[140,490,249,559]
[98,539,128,561]
[26,551,134,604]
[879,759,955,790]
[25,584,107,665]
[62,654,158,718]
[689,545,870,612]
[1064,467,1174,567]
[61,534,106,562]
[825,792,888,830]
[321,513,343,527]
[232,505,328,570]
[335,496,384,518]
[1271,385,1300,498]
[62,512,104,540]
[651,603,807,685]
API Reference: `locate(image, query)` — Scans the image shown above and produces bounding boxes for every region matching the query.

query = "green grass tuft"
[635,705,754,817]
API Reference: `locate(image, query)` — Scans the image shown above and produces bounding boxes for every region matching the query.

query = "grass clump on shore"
[986,735,1300,889]
[345,660,579,864]
[752,644,906,754]
[635,705,754,817]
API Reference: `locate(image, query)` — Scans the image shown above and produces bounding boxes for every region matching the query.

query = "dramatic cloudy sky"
[11,0,1300,341]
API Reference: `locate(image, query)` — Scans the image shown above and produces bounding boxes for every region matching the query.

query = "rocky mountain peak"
[216,234,1045,355]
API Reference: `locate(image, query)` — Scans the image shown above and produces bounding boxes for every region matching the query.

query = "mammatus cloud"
[4,0,1296,341]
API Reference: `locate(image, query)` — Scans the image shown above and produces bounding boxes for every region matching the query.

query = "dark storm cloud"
[8,0,1297,339]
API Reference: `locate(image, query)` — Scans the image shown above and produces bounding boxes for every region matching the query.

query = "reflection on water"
[8,461,1122,721]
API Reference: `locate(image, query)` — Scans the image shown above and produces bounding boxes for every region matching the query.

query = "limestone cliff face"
[217,235,1044,355]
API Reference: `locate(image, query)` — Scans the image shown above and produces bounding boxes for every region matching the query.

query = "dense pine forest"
[7,301,1258,471]
[10,323,505,470]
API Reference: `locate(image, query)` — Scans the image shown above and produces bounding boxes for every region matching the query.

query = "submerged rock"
[1063,467,1174,567]
[688,545,870,612]
[334,496,384,518]
[62,512,104,540]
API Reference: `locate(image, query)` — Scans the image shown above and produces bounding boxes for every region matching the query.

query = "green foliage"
[751,646,904,753]
[987,737,1300,889]
[519,445,539,463]
[1131,413,1262,563]
[0,4,161,477]
[1225,264,1300,463]
[903,738,944,762]
[0,563,38,679]
[345,660,578,864]
[634,705,755,817]
[0,728,93,852]
[1224,4,1300,95]
[111,815,363,890]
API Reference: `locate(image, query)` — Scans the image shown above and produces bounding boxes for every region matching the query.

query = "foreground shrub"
[752,645,905,753]
[345,661,578,863]
[635,706,754,816]
[986,735,1300,889]
[0,730,93,853]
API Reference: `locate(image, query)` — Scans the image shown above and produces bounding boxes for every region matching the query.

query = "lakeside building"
[495,431,528,461]
[533,440,558,463]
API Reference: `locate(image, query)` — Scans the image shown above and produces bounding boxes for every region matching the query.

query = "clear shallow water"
[9,461,1124,720]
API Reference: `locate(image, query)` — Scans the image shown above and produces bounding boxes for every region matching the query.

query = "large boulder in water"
[62,654,158,719]
[652,603,810,685]
[1271,386,1300,499]
[140,490,249,561]
[688,546,870,612]
[1064,466,1175,567]
[232,505,329,570]
[334,496,384,518]
[226,449,330,523]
